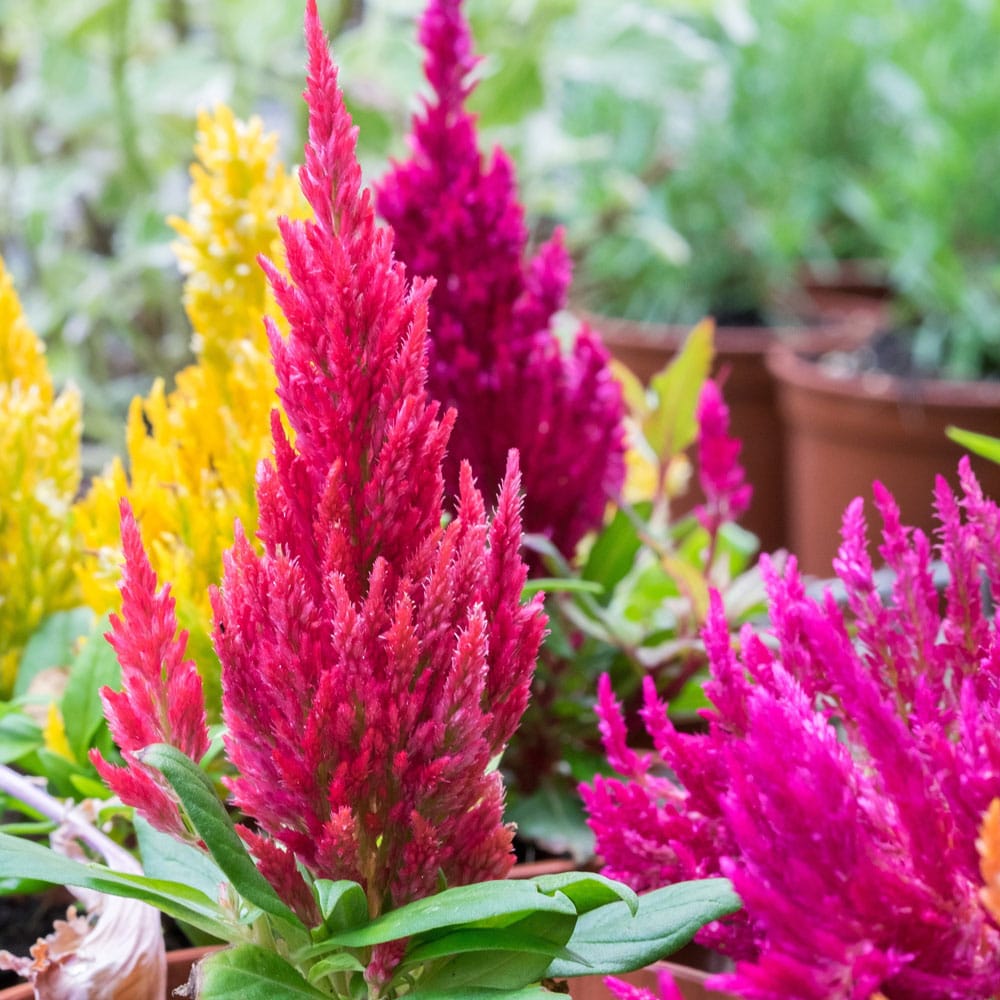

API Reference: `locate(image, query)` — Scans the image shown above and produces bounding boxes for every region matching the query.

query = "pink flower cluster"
[694,378,752,536]
[377,0,625,562]
[584,458,1000,998]
[94,1,545,985]
[605,970,684,1000]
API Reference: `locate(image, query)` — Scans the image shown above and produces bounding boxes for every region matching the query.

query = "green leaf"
[406,987,553,1000]
[14,608,93,697]
[304,951,365,985]
[137,816,227,903]
[198,945,328,1000]
[644,319,715,464]
[313,879,368,935]
[947,425,1000,465]
[402,917,576,968]
[138,743,305,932]
[29,748,93,799]
[505,786,595,862]
[69,772,114,799]
[407,908,576,991]
[521,578,604,598]
[61,623,119,764]
[545,878,741,978]
[0,709,43,764]
[529,871,637,917]
[581,505,649,596]
[0,831,232,939]
[318,879,577,950]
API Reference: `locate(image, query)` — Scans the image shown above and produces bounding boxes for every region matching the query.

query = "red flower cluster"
[94,1,545,986]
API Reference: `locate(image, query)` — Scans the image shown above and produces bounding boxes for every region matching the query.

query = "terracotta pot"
[768,341,1000,575]
[0,945,211,999]
[568,959,736,1000]
[509,857,579,879]
[584,313,858,554]
[795,259,893,329]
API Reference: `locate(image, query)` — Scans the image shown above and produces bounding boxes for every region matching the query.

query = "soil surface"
[0,888,75,989]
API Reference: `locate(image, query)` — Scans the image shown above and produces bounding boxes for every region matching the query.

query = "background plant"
[508,324,767,859]
[73,103,308,710]
[0,260,81,698]
[518,0,903,325]
[843,0,1000,379]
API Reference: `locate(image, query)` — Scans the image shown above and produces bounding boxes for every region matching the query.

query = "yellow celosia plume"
[0,261,82,696]
[74,106,308,710]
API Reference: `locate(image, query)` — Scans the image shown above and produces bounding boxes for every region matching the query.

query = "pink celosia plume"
[376,0,625,562]
[694,378,751,536]
[604,969,685,1000]
[584,458,1000,998]
[91,500,210,840]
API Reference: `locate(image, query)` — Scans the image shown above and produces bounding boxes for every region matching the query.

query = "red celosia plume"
[95,2,545,987]
[217,0,545,945]
[91,500,210,841]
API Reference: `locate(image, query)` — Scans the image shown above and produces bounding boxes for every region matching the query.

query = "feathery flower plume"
[91,502,210,841]
[377,0,625,561]
[0,258,81,696]
[605,970,684,1000]
[75,107,309,706]
[96,2,544,987]
[694,378,751,536]
[584,459,1000,998]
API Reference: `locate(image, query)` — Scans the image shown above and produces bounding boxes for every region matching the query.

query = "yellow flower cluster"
[0,261,82,696]
[74,106,308,709]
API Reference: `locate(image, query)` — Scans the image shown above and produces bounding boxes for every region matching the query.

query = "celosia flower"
[75,106,308,706]
[605,970,684,1000]
[0,259,81,696]
[377,0,625,561]
[91,502,210,841]
[98,2,545,987]
[584,458,1000,998]
[694,378,751,536]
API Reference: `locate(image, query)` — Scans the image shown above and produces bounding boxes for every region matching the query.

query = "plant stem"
[0,763,122,866]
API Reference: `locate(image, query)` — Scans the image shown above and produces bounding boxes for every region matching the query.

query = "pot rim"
[767,338,1000,410]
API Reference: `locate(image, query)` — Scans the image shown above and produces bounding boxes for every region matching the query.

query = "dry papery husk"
[0,797,166,999]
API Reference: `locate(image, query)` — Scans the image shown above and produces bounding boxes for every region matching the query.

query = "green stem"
[0,762,120,863]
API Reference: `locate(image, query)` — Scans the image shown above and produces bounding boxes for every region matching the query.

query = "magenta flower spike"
[93,1,545,983]
[377,0,625,562]
[694,378,752,536]
[584,458,1000,998]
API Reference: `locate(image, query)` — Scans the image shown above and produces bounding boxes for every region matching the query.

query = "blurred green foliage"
[842,0,1000,378]
[5,0,1000,461]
